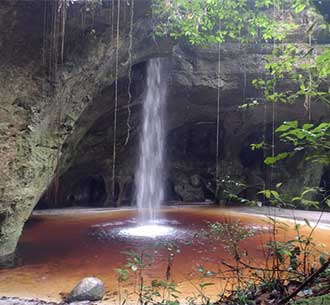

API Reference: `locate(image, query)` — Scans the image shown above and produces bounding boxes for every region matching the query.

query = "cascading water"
[135,58,167,223]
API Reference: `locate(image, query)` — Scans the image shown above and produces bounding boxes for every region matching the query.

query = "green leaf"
[302,123,313,130]
[301,199,319,208]
[276,182,283,188]
[294,2,306,13]
[271,190,280,200]
[280,249,292,256]
[276,121,298,132]
[250,142,264,150]
[199,282,215,289]
[320,255,326,265]
[301,188,318,197]
[325,199,330,208]
[303,218,311,228]
[264,152,289,165]
[259,189,271,199]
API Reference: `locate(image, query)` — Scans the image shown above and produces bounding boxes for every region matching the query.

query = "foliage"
[143,280,181,305]
[114,246,183,305]
[252,44,330,107]
[292,187,330,208]
[202,216,329,279]
[247,16,330,189]
[248,36,330,210]
[316,49,330,78]
[149,1,330,303]
[290,294,330,304]
[115,268,130,282]
[152,0,309,44]
[249,44,330,209]
[153,0,330,212]
[205,221,255,242]
[258,182,330,209]
[263,121,330,166]
[112,217,330,304]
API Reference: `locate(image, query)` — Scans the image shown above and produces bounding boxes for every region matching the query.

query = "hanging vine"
[270,3,277,186]
[112,0,121,205]
[40,0,69,206]
[43,0,68,87]
[42,0,48,67]
[215,19,222,204]
[304,18,315,121]
[111,0,115,40]
[124,0,135,146]
[59,0,67,65]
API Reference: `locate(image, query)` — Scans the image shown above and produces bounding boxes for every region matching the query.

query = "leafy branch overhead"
[252,44,330,106]
[152,0,309,44]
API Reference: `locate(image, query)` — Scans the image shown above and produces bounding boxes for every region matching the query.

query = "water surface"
[0,207,329,303]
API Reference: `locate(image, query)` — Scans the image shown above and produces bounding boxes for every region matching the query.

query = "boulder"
[174,181,204,202]
[190,174,202,187]
[66,277,105,302]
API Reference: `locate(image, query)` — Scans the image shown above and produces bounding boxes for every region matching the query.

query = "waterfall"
[135,58,167,223]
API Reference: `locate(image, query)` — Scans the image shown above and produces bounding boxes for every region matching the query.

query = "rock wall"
[43,40,329,208]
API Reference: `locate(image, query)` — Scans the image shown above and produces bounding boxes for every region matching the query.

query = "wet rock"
[66,277,105,302]
[13,97,36,112]
[174,177,205,202]
[190,174,201,187]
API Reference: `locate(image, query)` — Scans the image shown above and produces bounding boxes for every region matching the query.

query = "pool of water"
[0,206,329,303]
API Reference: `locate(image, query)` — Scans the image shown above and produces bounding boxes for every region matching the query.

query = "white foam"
[119,224,175,238]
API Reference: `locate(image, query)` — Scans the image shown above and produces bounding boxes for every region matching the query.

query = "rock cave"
[0,1,330,304]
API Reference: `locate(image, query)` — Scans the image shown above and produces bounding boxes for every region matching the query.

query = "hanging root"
[124,0,135,146]
[112,0,121,205]
[42,0,68,205]
[60,0,67,66]
[215,19,221,203]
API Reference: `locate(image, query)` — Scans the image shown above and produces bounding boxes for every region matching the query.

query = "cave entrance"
[36,175,107,209]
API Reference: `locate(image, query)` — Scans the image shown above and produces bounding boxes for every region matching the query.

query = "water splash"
[119,225,175,238]
[135,58,167,223]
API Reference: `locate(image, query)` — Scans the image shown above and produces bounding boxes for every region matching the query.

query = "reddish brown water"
[0,207,329,303]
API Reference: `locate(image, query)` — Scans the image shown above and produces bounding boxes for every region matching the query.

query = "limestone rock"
[66,277,105,302]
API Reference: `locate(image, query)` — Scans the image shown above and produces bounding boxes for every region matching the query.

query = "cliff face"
[0,0,329,264]
[0,0,173,264]
[47,41,328,209]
